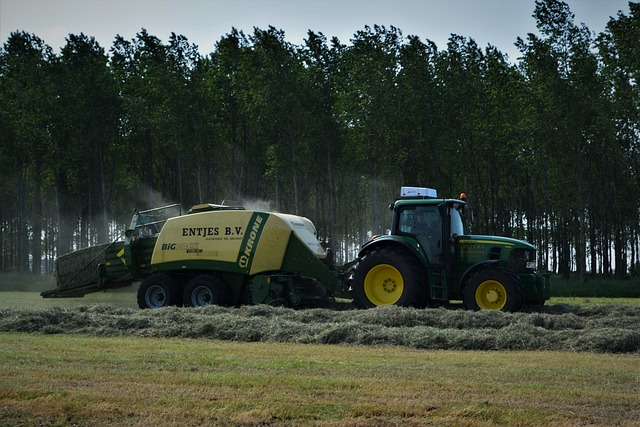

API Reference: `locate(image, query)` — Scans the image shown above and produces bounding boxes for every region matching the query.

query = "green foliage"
[0,0,639,276]
[551,275,640,298]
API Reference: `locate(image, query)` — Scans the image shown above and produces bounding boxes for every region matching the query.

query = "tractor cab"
[392,188,466,268]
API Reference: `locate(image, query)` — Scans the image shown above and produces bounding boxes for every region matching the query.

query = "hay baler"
[42,204,350,309]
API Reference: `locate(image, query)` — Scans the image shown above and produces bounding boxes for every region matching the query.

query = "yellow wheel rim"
[475,279,507,310]
[364,264,404,305]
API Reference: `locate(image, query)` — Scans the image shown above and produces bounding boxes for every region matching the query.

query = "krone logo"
[238,214,266,269]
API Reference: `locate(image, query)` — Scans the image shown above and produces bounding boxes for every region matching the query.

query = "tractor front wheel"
[352,248,425,308]
[463,268,524,312]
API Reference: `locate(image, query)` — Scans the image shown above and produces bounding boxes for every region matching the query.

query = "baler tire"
[137,274,180,309]
[463,267,524,312]
[183,274,230,307]
[351,248,425,308]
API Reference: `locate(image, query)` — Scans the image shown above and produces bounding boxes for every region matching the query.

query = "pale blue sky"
[0,0,632,61]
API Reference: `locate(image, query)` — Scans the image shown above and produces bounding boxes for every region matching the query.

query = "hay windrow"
[1,303,639,354]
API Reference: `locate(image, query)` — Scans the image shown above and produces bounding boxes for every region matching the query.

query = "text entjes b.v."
[181,226,243,237]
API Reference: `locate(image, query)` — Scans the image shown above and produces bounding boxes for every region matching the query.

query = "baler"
[43,203,350,309]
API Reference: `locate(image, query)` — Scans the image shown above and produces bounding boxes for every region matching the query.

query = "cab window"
[398,206,442,263]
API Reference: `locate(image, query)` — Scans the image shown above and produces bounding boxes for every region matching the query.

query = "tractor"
[351,187,550,311]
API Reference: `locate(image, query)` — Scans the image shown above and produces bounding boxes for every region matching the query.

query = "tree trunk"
[325,126,337,259]
[32,165,42,275]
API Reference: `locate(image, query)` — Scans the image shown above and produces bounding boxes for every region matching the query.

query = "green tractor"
[351,187,550,311]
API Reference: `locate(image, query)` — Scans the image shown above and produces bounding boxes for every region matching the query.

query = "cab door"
[397,206,443,265]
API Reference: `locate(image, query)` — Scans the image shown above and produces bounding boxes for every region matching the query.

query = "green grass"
[0,289,139,310]
[2,291,638,313]
[1,332,639,426]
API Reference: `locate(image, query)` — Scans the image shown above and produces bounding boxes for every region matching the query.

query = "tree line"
[1,0,638,281]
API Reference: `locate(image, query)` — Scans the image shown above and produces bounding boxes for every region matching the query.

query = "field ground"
[1,332,639,427]
[1,287,639,426]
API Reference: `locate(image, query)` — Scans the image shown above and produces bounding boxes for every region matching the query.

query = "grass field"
[0,289,140,310]
[1,333,639,426]
[1,276,639,426]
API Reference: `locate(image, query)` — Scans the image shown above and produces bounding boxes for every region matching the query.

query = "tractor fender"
[457,260,500,295]
[358,236,427,268]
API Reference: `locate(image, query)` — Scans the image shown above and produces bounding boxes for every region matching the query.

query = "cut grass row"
[2,295,640,354]
[1,332,639,426]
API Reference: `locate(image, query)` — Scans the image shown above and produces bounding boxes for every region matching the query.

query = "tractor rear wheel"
[137,273,180,309]
[183,274,230,307]
[352,248,425,308]
[463,267,524,312]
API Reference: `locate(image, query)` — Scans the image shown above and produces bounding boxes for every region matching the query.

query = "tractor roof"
[393,187,466,209]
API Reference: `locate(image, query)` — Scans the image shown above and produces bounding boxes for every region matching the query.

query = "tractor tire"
[137,273,180,309]
[183,274,230,307]
[351,247,425,308]
[463,267,524,312]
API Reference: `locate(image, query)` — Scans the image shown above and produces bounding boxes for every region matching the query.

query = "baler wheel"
[183,274,230,307]
[137,274,180,309]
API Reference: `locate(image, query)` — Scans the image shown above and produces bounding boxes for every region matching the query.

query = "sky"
[0,0,633,62]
